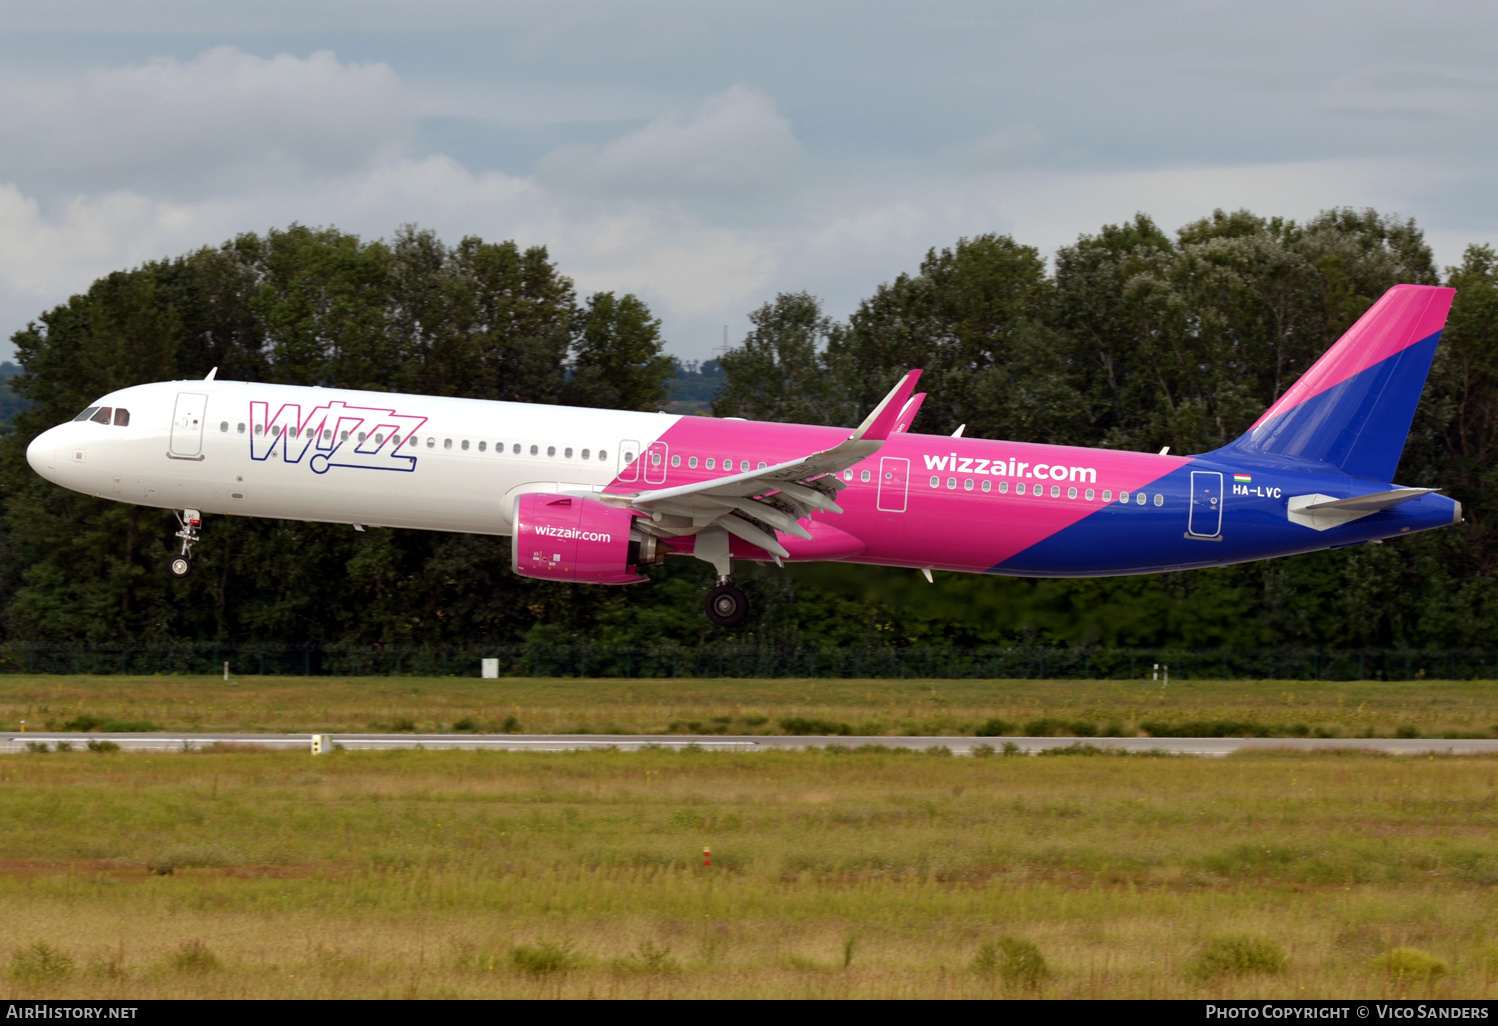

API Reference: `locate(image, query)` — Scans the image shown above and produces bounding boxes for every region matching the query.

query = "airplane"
[26,283,1461,627]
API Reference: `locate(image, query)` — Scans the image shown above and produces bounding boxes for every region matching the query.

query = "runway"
[5,732,1498,756]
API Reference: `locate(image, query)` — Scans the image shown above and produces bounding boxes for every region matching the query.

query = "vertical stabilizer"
[1218,284,1454,480]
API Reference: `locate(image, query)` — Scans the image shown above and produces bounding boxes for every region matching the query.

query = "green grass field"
[1,744,1497,998]
[3,674,1497,738]
[2,675,1496,999]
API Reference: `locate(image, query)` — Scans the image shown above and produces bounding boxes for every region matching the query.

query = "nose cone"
[27,427,60,482]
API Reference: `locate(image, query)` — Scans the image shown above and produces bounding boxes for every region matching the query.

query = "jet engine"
[511,492,658,584]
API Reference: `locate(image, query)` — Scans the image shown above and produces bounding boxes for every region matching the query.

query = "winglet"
[892,393,926,434]
[851,370,922,443]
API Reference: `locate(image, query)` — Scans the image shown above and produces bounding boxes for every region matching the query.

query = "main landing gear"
[705,576,749,628]
[169,509,202,579]
[694,527,750,628]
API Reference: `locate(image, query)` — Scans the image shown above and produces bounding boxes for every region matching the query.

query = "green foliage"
[714,292,842,424]
[612,940,679,975]
[511,940,580,976]
[1186,935,1287,981]
[86,739,120,753]
[972,936,1048,987]
[10,942,75,982]
[169,940,221,974]
[779,716,852,735]
[1372,947,1448,982]
[975,718,1014,736]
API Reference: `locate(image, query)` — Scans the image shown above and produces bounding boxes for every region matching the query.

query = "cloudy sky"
[1,1,1495,363]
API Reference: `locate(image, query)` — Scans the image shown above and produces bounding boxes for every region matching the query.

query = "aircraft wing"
[611,370,921,559]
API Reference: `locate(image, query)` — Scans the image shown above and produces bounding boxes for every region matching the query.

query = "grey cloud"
[535,87,802,200]
[0,47,413,200]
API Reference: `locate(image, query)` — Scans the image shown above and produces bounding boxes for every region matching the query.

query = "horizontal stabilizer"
[1287,487,1438,531]
[1298,488,1436,512]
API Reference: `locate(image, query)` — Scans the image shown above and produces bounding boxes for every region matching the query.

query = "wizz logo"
[250,400,429,475]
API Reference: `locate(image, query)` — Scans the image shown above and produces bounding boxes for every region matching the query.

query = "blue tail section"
[1216,285,1455,481]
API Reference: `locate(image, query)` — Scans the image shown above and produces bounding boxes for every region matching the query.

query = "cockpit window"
[73,407,99,422]
[90,407,112,425]
[113,409,129,427]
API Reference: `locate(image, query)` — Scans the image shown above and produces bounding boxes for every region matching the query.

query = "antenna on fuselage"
[204,367,218,381]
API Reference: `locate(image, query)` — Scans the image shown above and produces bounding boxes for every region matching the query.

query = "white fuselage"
[27,380,680,535]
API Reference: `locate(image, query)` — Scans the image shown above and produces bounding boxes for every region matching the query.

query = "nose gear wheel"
[170,509,202,579]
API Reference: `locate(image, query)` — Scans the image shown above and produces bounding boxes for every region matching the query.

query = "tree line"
[2,210,1495,651]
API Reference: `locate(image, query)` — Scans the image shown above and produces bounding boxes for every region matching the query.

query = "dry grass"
[2,674,1497,739]
[0,745,1497,997]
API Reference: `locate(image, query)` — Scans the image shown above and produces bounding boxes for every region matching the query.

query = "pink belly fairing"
[603,418,1189,572]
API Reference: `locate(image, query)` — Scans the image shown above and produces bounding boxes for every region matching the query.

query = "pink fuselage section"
[605,417,1190,575]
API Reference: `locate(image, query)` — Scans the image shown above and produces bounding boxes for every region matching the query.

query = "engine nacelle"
[511,492,650,584]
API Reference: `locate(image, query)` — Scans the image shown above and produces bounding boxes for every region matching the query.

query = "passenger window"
[91,407,112,424]
[581,449,590,460]
[1102,490,1111,502]
[963,479,974,491]
[706,458,715,469]
[670,455,680,467]
[998,481,1009,494]
[757,461,767,470]
[358,432,367,443]
[220,421,229,432]
[323,429,331,441]
[478,441,486,452]
[443,439,452,449]
[530,445,539,455]
[688,456,697,469]
[514,444,522,454]
[548,446,556,457]
[1050,485,1060,498]
[565,447,573,458]
[1085,488,1095,501]
[740,460,750,472]
[1119,491,1129,504]
[1067,486,1077,499]
[946,477,956,489]
[982,480,992,492]
[255,425,265,436]
[929,475,939,487]
[1016,483,1026,495]
[860,470,871,483]
[73,407,99,422]
[650,452,660,466]
[1154,493,1164,506]
[461,439,469,451]
[425,437,434,448]
[238,423,246,434]
[598,449,607,460]
[1136,492,1146,505]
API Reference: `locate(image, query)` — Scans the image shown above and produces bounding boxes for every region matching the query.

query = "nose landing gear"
[170,509,201,579]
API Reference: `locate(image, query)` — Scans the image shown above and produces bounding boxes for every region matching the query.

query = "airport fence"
[0,644,1496,681]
